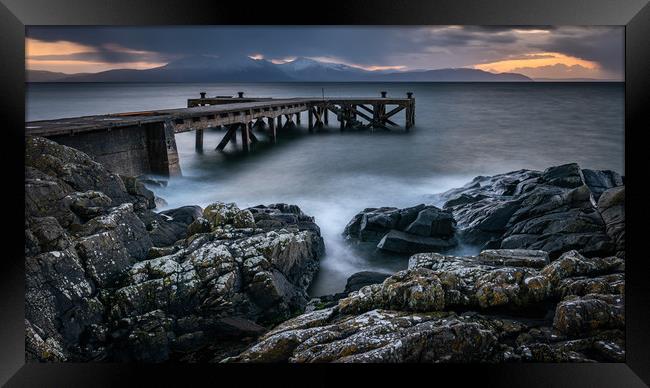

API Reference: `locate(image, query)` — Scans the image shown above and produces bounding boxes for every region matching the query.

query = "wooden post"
[339,105,345,131]
[268,116,276,143]
[277,115,282,129]
[372,103,380,129]
[308,107,314,132]
[241,122,250,152]
[323,107,329,125]
[295,112,301,125]
[195,129,204,152]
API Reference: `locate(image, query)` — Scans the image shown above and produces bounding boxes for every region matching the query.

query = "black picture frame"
[1,0,649,386]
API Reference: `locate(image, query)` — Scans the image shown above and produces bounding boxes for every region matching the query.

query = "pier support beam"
[323,108,329,125]
[308,108,314,132]
[296,112,301,125]
[241,122,251,152]
[216,124,239,151]
[268,116,276,143]
[195,129,204,152]
[277,115,282,129]
[146,121,181,176]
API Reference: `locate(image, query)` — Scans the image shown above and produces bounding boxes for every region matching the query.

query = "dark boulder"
[597,186,625,258]
[377,230,458,254]
[138,206,202,247]
[344,271,391,294]
[440,163,621,259]
[343,204,457,254]
[582,169,623,202]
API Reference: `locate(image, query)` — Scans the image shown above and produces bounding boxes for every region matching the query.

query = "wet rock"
[187,217,211,237]
[27,216,71,253]
[226,309,522,363]
[344,271,391,294]
[249,204,321,235]
[139,206,202,247]
[404,206,455,237]
[478,249,549,268]
[203,202,254,229]
[25,319,67,362]
[440,163,620,258]
[25,248,104,360]
[25,136,134,206]
[120,175,156,210]
[74,231,133,288]
[344,204,458,254]
[554,273,625,298]
[230,246,626,364]
[540,250,624,287]
[377,230,458,254]
[597,186,625,258]
[79,203,152,261]
[553,294,624,336]
[582,169,623,202]
[65,190,113,220]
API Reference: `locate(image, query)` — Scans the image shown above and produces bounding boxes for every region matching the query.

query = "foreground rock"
[343,204,457,253]
[25,137,324,362]
[439,163,623,259]
[230,249,624,363]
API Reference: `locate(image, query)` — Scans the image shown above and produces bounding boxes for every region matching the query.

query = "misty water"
[27,82,624,296]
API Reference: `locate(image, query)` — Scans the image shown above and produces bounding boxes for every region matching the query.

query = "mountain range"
[27,55,533,82]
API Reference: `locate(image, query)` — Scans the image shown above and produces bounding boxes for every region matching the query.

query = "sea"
[26,82,625,295]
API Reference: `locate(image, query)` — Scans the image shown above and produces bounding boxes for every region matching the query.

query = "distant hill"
[27,70,91,82]
[376,68,532,82]
[27,55,533,83]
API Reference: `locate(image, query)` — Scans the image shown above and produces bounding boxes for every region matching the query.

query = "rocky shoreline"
[25,135,625,363]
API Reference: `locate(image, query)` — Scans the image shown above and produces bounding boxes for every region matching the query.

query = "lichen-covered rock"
[439,163,622,258]
[226,309,510,363]
[25,136,135,206]
[105,205,324,359]
[25,248,104,361]
[340,249,624,316]
[119,175,156,210]
[248,203,322,235]
[78,203,152,261]
[553,294,624,336]
[65,190,113,220]
[203,202,250,228]
[231,246,626,363]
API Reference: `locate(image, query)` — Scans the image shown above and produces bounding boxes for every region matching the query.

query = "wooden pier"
[25,92,415,176]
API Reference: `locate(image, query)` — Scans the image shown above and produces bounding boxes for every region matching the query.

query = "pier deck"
[25,93,415,176]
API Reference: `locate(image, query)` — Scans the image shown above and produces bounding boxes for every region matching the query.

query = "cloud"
[25,26,623,79]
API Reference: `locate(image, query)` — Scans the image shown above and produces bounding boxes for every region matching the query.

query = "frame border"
[1,0,648,386]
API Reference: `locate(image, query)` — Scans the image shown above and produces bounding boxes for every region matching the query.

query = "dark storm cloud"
[532,27,624,73]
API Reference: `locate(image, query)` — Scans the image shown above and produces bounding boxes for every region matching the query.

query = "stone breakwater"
[25,135,625,363]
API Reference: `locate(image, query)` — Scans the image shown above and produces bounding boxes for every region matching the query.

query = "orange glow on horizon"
[473,52,598,74]
[26,38,166,73]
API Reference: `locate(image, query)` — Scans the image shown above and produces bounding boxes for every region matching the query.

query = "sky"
[25,26,624,80]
